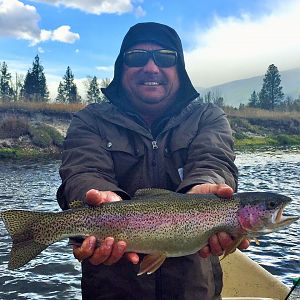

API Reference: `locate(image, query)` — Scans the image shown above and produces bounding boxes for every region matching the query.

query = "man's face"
[121,43,180,120]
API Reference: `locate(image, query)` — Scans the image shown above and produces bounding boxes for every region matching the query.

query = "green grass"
[29,123,64,148]
[0,147,61,159]
[235,134,300,148]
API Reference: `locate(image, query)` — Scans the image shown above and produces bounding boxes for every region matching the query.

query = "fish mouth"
[272,203,299,228]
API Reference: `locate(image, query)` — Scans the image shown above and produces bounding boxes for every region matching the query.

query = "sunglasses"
[123,49,178,68]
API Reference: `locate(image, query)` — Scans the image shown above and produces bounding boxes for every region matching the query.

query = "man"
[57,22,249,300]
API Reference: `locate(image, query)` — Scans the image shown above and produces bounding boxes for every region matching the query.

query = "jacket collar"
[87,101,198,139]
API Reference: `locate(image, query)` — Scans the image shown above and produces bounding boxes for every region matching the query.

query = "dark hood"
[102,22,199,116]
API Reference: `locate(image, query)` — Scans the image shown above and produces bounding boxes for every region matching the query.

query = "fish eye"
[267,201,277,209]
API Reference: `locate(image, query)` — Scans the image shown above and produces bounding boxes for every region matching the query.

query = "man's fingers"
[215,185,234,198]
[89,237,114,265]
[75,236,140,266]
[208,234,224,256]
[238,238,250,250]
[198,232,245,258]
[217,232,234,250]
[187,183,233,198]
[125,252,140,264]
[103,241,127,265]
[86,190,122,206]
[198,245,211,258]
[73,236,96,261]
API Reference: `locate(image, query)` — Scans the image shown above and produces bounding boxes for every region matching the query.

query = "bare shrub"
[0,115,29,138]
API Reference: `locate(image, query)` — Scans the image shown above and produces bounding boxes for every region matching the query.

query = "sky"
[1,0,300,100]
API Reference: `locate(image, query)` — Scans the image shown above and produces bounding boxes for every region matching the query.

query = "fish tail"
[1,210,50,270]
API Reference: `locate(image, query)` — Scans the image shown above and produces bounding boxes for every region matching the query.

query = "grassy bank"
[226,107,300,148]
[234,134,300,148]
[0,101,84,114]
[0,113,65,158]
[0,147,62,159]
[0,102,299,157]
[224,106,300,121]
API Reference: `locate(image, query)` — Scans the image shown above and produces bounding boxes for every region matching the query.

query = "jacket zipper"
[151,140,160,188]
[152,140,158,150]
[152,140,163,300]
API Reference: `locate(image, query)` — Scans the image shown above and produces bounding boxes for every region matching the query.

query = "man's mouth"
[142,81,160,86]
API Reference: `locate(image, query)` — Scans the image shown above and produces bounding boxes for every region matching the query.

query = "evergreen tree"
[86,76,101,103]
[0,62,14,102]
[11,73,24,102]
[248,90,259,108]
[213,97,224,107]
[22,55,49,102]
[56,82,66,103]
[258,64,284,110]
[99,78,111,102]
[204,91,212,103]
[56,66,81,103]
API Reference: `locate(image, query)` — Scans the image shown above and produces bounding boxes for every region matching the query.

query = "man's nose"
[143,58,160,72]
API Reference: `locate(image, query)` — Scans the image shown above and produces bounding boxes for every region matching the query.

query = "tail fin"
[1,210,50,270]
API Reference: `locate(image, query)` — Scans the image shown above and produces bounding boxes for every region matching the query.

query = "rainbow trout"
[1,189,298,275]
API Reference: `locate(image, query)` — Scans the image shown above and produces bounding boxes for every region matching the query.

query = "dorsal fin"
[133,188,175,200]
[69,200,85,209]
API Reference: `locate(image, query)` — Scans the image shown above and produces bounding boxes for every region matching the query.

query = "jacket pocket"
[164,133,194,186]
[100,138,145,193]
[102,137,144,164]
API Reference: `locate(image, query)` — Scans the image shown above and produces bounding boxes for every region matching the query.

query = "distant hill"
[197,67,300,107]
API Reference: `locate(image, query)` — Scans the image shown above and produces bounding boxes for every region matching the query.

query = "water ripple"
[0,149,299,299]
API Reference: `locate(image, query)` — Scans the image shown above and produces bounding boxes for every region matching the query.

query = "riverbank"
[0,103,299,158]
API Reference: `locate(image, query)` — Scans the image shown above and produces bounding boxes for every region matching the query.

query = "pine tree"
[213,97,224,107]
[258,64,284,110]
[204,91,212,103]
[56,66,81,103]
[0,62,14,102]
[99,78,111,102]
[248,90,259,108]
[11,73,24,102]
[56,82,66,103]
[22,55,49,102]
[86,76,101,103]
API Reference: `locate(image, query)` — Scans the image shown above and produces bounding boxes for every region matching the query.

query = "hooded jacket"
[57,22,238,300]
[102,22,199,120]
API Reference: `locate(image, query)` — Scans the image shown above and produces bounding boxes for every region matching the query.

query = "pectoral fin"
[138,253,167,276]
[253,238,260,245]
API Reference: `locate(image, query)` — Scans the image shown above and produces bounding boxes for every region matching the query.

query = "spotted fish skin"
[1,189,298,271]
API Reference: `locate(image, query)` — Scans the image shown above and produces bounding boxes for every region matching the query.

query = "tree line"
[198,64,299,111]
[0,55,299,111]
[0,55,109,104]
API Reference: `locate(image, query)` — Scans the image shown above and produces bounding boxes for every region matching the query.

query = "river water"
[0,147,299,299]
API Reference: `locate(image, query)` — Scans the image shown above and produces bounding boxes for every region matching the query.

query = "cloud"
[43,25,80,43]
[0,0,41,41]
[0,0,79,45]
[38,46,44,53]
[185,0,300,87]
[96,65,114,72]
[30,0,133,15]
[134,5,146,18]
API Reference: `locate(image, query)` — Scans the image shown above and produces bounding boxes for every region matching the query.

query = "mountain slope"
[197,67,300,107]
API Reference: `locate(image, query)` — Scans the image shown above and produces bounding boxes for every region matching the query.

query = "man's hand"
[72,189,139,266]
[188,183,250,258]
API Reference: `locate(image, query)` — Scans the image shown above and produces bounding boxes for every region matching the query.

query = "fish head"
[237,192,299,237]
